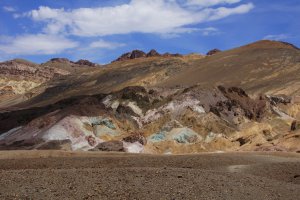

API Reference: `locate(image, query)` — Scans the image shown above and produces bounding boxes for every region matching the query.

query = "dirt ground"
[0,151,299,200]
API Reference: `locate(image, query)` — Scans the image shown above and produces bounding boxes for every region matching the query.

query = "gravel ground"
[0,151,299,200]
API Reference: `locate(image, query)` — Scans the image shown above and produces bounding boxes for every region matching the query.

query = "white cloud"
[205,3,254,21]
[263,34,289,41]
[3,6,16,12]
[25,0,254,37]
[89,40,125,49]
[186,0,241,7]
[200,27,220,36]
[0,34,78,55]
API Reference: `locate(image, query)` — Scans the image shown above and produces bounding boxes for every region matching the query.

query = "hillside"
[162,40,300,96]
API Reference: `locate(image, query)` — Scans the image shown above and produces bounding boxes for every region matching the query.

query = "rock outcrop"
[113,49,182,62]
[50,58,71,63]
[114,50,146,62]
[206,49,221,56]
[147,49,161,57]
[123,133,147,145]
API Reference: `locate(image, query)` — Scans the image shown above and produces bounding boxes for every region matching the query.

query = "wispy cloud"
[263,34,290,41]
[89,40,126,49]
[186,0,241,7]
[0,34,78,55]
[200,27,220,36]
[3,6,16,12]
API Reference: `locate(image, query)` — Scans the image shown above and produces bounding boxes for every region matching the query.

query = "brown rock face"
[206,49,221,56]
[215,86,267,121]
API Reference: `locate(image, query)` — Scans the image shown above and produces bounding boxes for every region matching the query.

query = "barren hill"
[162,40,300,96]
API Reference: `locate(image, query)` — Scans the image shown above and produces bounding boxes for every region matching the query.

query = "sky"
[0,0,299,64]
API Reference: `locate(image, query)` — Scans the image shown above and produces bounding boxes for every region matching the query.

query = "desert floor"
[0,151,300,200]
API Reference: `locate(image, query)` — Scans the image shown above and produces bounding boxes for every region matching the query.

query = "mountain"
[0,58,100,109]
[0,40,299,153]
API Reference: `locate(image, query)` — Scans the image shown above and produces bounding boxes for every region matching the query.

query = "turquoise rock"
[172,128,198,144]
[148,131,166,142]
[91,118,116,130]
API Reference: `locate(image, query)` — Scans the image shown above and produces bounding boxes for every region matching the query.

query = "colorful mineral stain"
[148,131,166,142]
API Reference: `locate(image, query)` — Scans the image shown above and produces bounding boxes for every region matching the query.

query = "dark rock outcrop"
[206,49,221,56]
[215,86,267,121]
[130,50,146,59]
[114,50,146,62]
[123,133,147,145]
[266,95,291,105]
[50,58,71,63]
[291,121,300,131]
[162,53,182,57]
[113,50,181,62]
[90,141,124,152]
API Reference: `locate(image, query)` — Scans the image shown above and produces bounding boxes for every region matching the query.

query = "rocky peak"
[130,50,146,59]
[113,50,146,62]
[75,59,97,67]
[147,49,161,57]
[206,49,222,56]
[113,49,182,62]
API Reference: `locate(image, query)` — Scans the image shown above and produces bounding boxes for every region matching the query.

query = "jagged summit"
[75,59,97,67]
[112,49,182,62]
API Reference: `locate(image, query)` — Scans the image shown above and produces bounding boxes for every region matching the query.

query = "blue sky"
[0,0,299,64]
